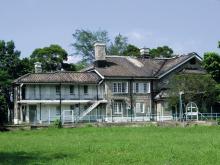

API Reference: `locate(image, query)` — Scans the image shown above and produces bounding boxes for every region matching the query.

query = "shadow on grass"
[0,151,72,165]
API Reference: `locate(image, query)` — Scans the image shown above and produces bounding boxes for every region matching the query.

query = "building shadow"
[0,151,71,165]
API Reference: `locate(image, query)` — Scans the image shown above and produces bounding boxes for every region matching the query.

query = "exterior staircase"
[77,100,106,121]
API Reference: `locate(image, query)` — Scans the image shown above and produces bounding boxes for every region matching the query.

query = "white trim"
[93,69,104,79]
[18,99,108,104]
[158,55,202,79]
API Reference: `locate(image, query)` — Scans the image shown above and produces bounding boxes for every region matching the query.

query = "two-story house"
[13,43,204,124]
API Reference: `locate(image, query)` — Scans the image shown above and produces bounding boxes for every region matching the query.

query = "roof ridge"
[13,73,31,83]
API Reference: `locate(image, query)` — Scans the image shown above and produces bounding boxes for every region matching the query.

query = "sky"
[0,0,220,62]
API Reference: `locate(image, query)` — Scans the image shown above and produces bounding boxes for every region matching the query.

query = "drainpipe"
[39,84,42,122]
[129,79,133,122]
[150,80,154,121]
[59,82,62,121]
[78,84,80,116]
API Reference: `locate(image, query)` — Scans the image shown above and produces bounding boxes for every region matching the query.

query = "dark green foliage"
[123,44,140,57]
[0,40,21,78]
[203,52,220,82]
[168,74,218,112]
[149,46,174,58]
[0,94,7,125]
[30,44,68,72]
[16,58,34,76]
[52,119,62,128]
[0,40,23,124]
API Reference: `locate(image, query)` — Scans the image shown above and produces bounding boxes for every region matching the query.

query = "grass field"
[0,126,220,165]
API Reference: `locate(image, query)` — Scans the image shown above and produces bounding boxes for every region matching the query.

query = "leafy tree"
[16,58,34,76]
[72,29,110,63]
[30,44,68,72]
[149,46,173,58]
[0,70,11,125]
[168,73,218,112]
[108,34,128,55]
[123,44,140,57]
[203,52,220,82]
[0,40,21,78]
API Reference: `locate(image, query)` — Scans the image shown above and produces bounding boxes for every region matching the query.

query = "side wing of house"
[153,54,204,120]
[13,72,107,124]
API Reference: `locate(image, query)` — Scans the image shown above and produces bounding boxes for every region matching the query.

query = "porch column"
[13,86,19,124]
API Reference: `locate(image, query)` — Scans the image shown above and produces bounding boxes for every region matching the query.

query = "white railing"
[35,113,220,125]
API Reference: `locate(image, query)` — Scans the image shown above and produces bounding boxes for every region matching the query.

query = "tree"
[16,58,34,76]
[203,52,220,82]
[168,73,218,112]
[108,34,128,55]
[123,44,140,57]
[149,46,173,58]
[0,40,21,78]
[30,44,68,72]
[72,29,110,63]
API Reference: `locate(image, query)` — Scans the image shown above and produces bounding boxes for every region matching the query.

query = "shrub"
[53,119,62,128]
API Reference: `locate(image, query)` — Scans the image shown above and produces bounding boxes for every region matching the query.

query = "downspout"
[129,79,133,122]
[59,82,62,121]
[78,84,81,116]
[150,80,155,121]
[39,84,42,122]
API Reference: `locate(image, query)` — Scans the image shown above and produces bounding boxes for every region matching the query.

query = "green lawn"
[0,126,220,165]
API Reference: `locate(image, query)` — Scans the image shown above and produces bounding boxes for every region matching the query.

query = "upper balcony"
[20,84,105,101]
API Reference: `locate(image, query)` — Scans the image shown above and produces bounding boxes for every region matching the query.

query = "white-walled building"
[13,43,204,124]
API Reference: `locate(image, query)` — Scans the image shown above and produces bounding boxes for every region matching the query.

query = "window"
[143,83,147,93]
[134,82,150,93]
[135,103,145,113]
[84,85,88,95]
[112,82,128,93]
[56,85,60,95]
[56,106,61,115]
[135,83,139,93]
[113,102,123,114]
[113,83,117,93]
[70,85,75,95]
[32,85,36,97]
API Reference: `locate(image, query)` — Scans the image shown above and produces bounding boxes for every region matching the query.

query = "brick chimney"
[94,42,106,67]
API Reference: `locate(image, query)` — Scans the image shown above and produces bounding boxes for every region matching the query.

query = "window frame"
[112,82,128,94]
[113,102,123,114]
[133,82,150,94]
[135,102,145,113]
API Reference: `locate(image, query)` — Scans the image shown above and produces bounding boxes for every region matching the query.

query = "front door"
[29,105,37,123]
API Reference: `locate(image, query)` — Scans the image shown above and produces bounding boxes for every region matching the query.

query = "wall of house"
[23,84,104,100]
[104,79,152,118]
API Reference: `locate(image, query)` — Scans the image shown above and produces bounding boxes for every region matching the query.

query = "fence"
[35,112,220,125]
